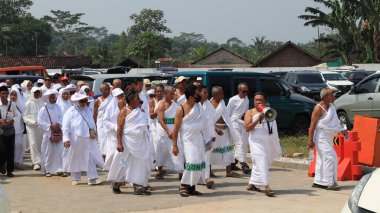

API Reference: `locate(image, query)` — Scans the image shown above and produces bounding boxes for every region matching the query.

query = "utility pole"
[34,32,39,56]
[1,26,10,56]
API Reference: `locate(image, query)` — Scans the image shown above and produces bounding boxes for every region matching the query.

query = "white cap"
[31,87,42,93]
[0,82,6,87]
[43,89,59,98]
[196,77,202,81]
[147,89,155,95]
[112,88,124,97]
[175,76,188,84]
[143,79,151,84]
[71,93,89,102]
[80,85,90,92]
[65,84,76,91]
[52,84,62,90]
[37,79,44,83]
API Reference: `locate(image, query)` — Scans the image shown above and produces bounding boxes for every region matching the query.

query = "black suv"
[282,71,327,100]
[345,70,376,85]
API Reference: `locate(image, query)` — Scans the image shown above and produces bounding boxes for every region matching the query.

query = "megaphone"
[257,105,277,122]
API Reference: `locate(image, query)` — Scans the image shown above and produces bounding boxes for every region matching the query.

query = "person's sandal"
[265,190,276,197]
[206,179,214,189]
[179,186,189,197]
[155,173,164,180]
[246,184,261,192]
[226,171,240,178]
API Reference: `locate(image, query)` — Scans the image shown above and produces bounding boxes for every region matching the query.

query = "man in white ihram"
[309,88,347,190]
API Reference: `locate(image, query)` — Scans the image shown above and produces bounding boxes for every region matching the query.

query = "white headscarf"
[21,80,32,100]
[57,87,72,113]
[9,87,25,112]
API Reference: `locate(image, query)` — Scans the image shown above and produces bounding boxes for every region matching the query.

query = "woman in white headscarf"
[37,89,64,177]
[62,93,104,186]
[9,87,26,169]
[56,85,76,116]
[20,80,33,100]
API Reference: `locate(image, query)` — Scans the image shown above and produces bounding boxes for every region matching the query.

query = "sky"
[29,0,326,45]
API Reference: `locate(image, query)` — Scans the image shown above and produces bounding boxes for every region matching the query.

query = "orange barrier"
[353,115,380,167]
[308,131,362,181]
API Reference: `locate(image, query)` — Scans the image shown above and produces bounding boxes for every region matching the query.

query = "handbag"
[1,102,15,137]
[75,106,97,140]
[45,106,62,143]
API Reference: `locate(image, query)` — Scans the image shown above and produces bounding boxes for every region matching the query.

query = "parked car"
[282,71,328,100]
[341,168,380,213]
[0,75,43,85]
[334,72,380,129]
[320,71,353,95]
[0,65,48,77]
[169,71,316,134]
[345,70,376,85]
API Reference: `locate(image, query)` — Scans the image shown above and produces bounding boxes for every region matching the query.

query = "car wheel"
[292,115,310,135]
[338,111,352,130]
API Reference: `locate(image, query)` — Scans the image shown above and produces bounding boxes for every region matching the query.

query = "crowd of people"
[0,74,345,197]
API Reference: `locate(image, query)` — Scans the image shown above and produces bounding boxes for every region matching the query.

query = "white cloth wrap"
[96,95,112,155]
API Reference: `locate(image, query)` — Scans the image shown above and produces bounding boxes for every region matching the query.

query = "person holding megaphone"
[244,92,282,197]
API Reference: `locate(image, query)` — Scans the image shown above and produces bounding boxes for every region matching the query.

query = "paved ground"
[1,157,356,213]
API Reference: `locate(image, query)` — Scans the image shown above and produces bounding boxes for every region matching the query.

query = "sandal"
[189,190,203,196]
[246,184,261,192]
[155,173,164,179]
[179,185,189,197]
[265,190,276,197]
[226,171,240,178]
[206,179,214,189]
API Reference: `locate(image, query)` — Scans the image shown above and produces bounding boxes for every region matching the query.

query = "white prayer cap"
[65,84,76,91]
[37,79,44,84]
[0,82,7,87]
[43,89,59,98]
[52,84,62,91]
[196,77,202,81]
[112,88,124,97]
[175,76,188,84]
[31,87,42,93]
[71,92,88,102]
[147,89,155,95]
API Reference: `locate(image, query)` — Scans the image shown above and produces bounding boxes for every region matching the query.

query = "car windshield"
[298,74,324,83]
[323,73,346,81]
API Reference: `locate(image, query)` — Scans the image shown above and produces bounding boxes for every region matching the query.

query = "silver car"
[334,72,380,129]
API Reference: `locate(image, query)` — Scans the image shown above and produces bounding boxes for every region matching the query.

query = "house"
[0,56,92,69]
[254,41,322,67]
[191,47,254,68]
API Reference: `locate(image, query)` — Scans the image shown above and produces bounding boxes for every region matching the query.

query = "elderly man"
[226,83,250,174]
[112,79,122,90]
[155,86,178,179]
[210,86,240,178]
[172,85,214,197]
[174,76,187,105]
[309,88,346,190]
[24,87,45,171]
[37,89,64,177]
[93,83,112,159]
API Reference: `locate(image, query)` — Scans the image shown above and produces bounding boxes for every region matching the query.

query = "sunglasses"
[149,94,156,98]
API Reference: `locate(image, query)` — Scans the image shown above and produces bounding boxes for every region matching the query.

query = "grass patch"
[279,134,309,158]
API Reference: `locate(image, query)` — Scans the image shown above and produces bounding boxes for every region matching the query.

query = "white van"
[320,71,353,94]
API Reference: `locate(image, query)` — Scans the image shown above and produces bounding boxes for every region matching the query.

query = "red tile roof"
[0,56,92,69]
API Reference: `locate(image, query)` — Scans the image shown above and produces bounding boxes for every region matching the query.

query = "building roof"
[191,47,254,68]
[254,41,322,67]
[0,56,92,69]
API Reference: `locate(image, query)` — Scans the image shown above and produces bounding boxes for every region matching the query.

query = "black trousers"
[0,133,15,173]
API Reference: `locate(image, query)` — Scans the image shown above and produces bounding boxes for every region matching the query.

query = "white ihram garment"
[23,97,44,165]
[313,104,342,186]
[227,95,249,163]
[62,105,104,181]
[176,93,186,105]
[37,104,63,174]
[248,113,281,186]
[96,95,112,155]
[210,99,237,166]
[155,100,178,170]
[107,108,151,187]
[180,103,212,186]
[103,98,120,170]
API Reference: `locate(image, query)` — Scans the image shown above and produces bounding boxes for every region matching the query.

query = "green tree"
[0,0,33,25]
[125,32,170,67]
[112,31,129,64]
[128,9,171,36]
